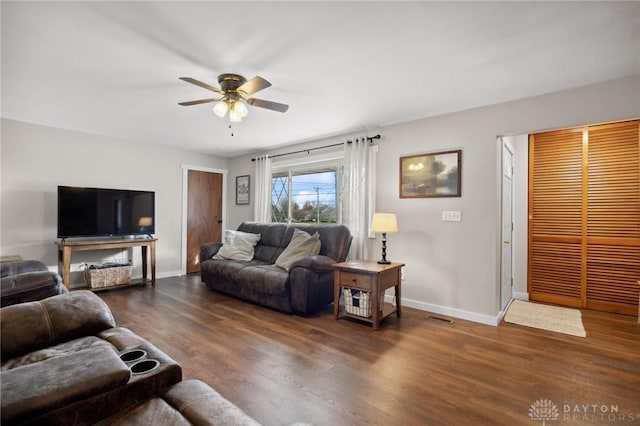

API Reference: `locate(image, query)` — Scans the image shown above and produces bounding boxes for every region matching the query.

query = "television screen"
[57,186,155,238]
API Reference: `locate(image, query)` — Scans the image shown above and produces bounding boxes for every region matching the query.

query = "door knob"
[503,240,510,244]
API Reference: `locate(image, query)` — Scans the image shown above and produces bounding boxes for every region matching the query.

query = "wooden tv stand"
[56,238,157,289]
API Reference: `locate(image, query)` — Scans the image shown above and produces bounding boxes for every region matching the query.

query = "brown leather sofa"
[1,291,182,425]
[200,222,352,314]
[1,259,68,307]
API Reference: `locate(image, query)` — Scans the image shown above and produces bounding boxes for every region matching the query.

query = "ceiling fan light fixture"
[212,100,229,117]
[179,74,289,121]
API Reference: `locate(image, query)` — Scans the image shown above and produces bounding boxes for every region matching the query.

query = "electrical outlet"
[442,210,461,222]
[401,267,405,281]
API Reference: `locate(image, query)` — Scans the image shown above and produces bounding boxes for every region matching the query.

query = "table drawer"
[339,272,372,290]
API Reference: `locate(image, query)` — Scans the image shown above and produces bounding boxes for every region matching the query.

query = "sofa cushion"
[205,259,270,283]
[1,335,108,371]
[95,397,192,425]
[1,290,115,361]
[238,222,288,263]
[291,224,352,262]
[163,380,262,426]
[95,380,262,426]
[1,344,131,422]
[236,264,290,296]
[213,230,261,261]
[275,229,321,271]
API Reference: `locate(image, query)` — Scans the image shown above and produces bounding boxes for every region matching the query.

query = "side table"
[333,259,404,330]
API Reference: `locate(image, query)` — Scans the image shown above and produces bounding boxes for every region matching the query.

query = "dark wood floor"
[97,275,640,426]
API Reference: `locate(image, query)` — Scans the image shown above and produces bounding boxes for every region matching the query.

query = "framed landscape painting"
[236,175,250,205]
[400,150,461,198]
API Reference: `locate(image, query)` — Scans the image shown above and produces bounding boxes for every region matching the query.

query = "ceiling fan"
[178,73,289,122]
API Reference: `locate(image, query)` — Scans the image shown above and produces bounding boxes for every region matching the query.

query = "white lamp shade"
[213,100,229,117]
[229,109,243,122]
[231,100,249,118]
[371,212,398,233]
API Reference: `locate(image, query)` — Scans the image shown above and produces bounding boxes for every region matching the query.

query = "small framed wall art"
[236,175,250,205]
[400,149,461,198]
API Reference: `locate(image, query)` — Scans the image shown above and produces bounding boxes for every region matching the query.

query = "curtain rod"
[251,134,381,162]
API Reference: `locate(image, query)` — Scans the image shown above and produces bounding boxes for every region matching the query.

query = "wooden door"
[529,128,584,308]
[586,121,640,314]
[529,120,640,315]
[187,170,223,274]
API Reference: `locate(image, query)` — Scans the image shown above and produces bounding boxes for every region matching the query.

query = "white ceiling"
[2,1,639,157]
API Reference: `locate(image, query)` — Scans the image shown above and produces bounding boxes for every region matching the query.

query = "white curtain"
[343,138,377,259]
[253,155,272,223]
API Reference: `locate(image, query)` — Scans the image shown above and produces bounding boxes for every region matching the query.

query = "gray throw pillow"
[213,230,261,261]
[275,228,321,271]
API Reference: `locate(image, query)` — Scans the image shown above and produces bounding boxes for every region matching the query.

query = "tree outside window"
[271,167,340,224]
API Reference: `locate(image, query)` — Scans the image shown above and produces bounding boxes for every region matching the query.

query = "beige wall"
[227,75,640,324]
[0,119,227,285]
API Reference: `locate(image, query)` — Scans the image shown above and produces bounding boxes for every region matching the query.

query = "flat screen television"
[57,186,155,239]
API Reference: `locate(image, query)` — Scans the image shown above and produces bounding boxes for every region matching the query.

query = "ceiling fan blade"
[247,98,289,113]
[179,77,224,94]
[237,76,271,97]
[178,98,219,106]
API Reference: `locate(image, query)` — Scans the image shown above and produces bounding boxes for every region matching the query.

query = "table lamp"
[371,212,398,264]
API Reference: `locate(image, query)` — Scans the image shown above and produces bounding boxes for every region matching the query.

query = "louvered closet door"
[586,121,640,315]
[529,120,640,315]
[529,128,584,307]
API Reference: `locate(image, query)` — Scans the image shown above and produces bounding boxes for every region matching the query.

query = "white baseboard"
[496,298,517,324]
[131,270,182,280]
[156,271,181,279]
[384,295,500,327]
[513,292,529,301]
[157,270,182,279]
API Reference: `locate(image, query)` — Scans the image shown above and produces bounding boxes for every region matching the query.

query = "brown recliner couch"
[1,290,182,425]
[1,286,309,425]
[1,259,68,307]
[200,222,352,314]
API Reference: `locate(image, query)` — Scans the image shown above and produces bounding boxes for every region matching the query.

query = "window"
[271,160,343,224]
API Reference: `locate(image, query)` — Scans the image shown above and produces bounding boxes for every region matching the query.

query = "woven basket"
[343,288,384,318]
[85,265,131,289]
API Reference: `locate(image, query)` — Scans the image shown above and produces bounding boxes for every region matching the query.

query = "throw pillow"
[213,230,261,261]
[275,228,321,271]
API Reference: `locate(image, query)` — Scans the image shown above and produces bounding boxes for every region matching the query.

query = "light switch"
[442,210,461,222]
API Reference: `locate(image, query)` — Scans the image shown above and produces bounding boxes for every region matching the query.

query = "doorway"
[181,165,227,275]
[500,138,514,311]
